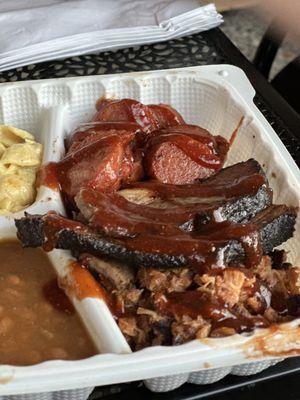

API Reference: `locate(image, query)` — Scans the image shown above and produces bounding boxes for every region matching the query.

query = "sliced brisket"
[15,204,297,270]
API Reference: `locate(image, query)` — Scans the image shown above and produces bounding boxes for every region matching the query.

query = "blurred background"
[204,0,299,79]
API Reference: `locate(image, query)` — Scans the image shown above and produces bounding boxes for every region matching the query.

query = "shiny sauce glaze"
[61,261,109,302]
[42,212,86,252]
[39,211,263,272]
[57,133,134,198]
[146,126,229,169]
[37,99,266,272]
[155,290,268,333]
[93,99,160,133]
[37,162,60,191]
[148,104,185,128]
[0,240,96,366]
[93,99,185,133]
[79,189,199,237]
[122,221,262,271]
[147,133,221,169]
[143,125,230,184]
[42,100,233,204]
[66,122,141,154]
[127,172,267,200]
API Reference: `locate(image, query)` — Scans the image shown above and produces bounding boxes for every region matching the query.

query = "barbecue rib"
[75,184,271,238]
[73,159,272,238]
[15,205,297,270]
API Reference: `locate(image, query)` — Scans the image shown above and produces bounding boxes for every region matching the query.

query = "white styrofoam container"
[0,65,300,399]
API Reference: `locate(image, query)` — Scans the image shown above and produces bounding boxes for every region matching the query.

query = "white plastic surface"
[0,65,299,397]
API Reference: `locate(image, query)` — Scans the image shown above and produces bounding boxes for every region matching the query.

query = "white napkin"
[0,0,222,72]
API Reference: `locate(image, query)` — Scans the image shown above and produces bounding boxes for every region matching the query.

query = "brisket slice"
[252,205,298,253]
[15,205,297,269]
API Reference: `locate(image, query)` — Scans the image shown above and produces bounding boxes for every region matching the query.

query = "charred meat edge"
[15,205,297,269]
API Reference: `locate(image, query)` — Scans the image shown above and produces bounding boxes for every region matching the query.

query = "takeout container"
[0,65,300,399]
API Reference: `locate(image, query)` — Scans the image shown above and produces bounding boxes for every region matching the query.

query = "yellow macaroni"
[0,125,43,213]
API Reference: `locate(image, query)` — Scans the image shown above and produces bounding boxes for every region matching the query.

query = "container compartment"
[0,65,299,396]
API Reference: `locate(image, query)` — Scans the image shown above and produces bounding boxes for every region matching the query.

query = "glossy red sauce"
[78,188,263,269]
[61,261,109,301]
[41,101,233,199]
[143,125,229,184]
[94,100,185,132]
[40,210,263,271]
[148,104,185,128]
[80,189,197,237]
[149,125,228,153]
[94,99,160,133]
[38,101,267,273]
[66,122,141,154]
[42,212,86,251]
[121,221,262,270]
[128,173,267,199]
[156,291,268,333]
[229,117,244,147]
[37,162,60,191]
[147,133,222,170]
[43,279,75,315]
[58,134,129,197]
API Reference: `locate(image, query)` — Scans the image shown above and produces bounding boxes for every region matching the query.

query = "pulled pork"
[85,253,299,350]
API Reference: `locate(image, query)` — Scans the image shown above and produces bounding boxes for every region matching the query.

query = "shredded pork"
[84,252,299,350]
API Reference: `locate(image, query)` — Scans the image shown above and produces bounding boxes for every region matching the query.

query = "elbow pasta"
[0,125,43,213]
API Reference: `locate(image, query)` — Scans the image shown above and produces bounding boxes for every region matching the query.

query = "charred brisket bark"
[15,205,297,269]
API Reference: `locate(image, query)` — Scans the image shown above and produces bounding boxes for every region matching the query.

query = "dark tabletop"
[1,27,300,400]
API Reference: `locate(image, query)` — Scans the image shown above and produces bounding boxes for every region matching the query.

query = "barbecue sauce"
[93,99,160,133]
[122,221,262,271]
[42,212,86,251]
[40,210,263,272]
[148,104,185,128]
[37,162,60,191]
[43,279,75,314]
[146,133,223,170]
[60,261,109,301]
[156,291,268,333]
[127,174,268,200]
[81,188,194,237]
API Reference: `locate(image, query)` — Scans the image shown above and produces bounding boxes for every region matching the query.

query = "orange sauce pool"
[62,261,109,301]
[0,240,97,366]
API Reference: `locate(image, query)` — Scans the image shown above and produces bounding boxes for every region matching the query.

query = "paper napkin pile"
[0,0,223,72]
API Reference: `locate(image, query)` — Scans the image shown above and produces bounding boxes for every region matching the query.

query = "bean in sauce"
[0,240,97,366]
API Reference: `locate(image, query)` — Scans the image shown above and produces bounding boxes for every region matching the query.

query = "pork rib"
[75,159,272,238]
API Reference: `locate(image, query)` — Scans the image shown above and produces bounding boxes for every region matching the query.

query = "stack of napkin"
[0,0,222,72]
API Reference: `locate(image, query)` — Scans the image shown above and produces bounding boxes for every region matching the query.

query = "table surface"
[1,27,300,400]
